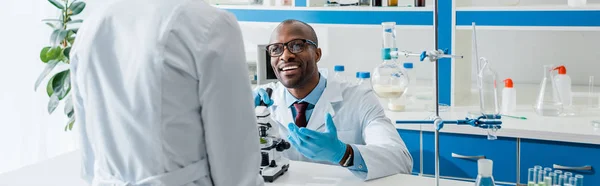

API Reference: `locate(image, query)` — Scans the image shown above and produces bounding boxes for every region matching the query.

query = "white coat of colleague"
[69,0,264,185]
[254,19,413,181]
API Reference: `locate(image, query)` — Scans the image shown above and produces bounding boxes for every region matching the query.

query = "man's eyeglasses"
[265,39,317,57]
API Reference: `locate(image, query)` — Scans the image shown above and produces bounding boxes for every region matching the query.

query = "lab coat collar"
[272,79,344,132]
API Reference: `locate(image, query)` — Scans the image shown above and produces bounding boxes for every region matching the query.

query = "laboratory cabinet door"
[520,139,600,186]
[397,129,421,175]
[423,132,518,183]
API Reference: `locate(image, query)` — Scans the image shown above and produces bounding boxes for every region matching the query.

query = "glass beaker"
[477,57,500,118]
[534,65,564,116]
[372,22,409,111]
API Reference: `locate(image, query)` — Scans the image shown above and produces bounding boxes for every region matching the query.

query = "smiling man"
[253,19,413,181]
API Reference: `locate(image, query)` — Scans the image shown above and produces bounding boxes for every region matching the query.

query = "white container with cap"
[553,65,572,107]
[333,65,347,83]
[475,159,496,186]
[501,78,516,114]
[357,72,371,90]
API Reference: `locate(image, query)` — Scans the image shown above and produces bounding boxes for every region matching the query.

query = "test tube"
[538,171,546,186]
[574,174,583,186]
[528,168,537,186]
[544,167,552,176]
[546,172,556,186]
[554,170,563,176]
[558,175,567,186]
[551,172,559,185]
[564,172,573,181]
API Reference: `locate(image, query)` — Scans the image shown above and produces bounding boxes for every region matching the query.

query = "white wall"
[0,0,118,174]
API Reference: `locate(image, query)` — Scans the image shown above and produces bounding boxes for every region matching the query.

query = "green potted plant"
[34,0,86,131]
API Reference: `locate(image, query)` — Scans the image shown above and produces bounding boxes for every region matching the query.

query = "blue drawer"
[397,129,421,175]
[423,132,518,183]
[520,139,600,185]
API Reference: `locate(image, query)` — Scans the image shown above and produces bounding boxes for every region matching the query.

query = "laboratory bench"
[0,150,474,186]
[388,105,600,186]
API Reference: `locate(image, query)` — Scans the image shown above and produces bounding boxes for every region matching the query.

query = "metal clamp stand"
[390,1,502,186]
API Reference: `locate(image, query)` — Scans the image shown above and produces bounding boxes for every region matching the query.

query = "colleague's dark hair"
[280,19,318,47]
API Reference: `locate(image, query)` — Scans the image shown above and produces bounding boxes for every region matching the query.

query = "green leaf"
[40,47,52,63]
[34,60,60,91]
[45,22,56,29]
[46,47,62,61]
[48,0,65,10]
[46,70,71,100]
[48,93,60,114]
[56,30,69,45]
[66,117,75,131]
[68,28,78,34]
[70,2,85,15]
[49,29,60,46]
[64,96,73,115]
[63,47,71,59]
[67,19,83,24]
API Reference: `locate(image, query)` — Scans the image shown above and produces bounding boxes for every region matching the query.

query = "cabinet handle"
[451,153,485,160]
[553,164,592,171]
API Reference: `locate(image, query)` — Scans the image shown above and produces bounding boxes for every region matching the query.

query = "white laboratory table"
[388,105,600,145]
[0,150,472,186]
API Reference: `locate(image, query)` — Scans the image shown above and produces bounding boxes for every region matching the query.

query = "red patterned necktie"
[293,102,309,128]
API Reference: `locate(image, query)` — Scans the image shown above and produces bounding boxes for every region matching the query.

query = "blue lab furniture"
[398,129,599,185]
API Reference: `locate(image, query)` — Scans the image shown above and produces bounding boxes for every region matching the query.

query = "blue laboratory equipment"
[377,0,503,185]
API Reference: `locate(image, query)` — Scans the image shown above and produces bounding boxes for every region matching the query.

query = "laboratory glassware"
[545,172,554,186]
[333,65,347,83]
[534,65,564,116]
[559,175,567,185]
[475,159,496,186]
[528,168,536,186]
[477,57,500,118]
[574,174,583,186]
[372,22,410,111]
[358,72,371,89]
[537,171,546,186]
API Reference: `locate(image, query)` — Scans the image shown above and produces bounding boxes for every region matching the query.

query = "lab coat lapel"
[272,86,294,130]
[306,80,343,132]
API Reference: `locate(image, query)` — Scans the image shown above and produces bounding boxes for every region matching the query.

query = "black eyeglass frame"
[264,39,318,57]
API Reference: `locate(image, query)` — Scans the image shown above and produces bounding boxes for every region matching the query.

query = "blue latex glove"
[287,113,347,164]
[253,88,273,107]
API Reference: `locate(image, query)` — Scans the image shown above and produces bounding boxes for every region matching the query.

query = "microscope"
[256,88,290,182]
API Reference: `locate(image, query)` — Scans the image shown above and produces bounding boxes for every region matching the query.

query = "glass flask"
[475,159,496,186]
[372,22,409,111]
[533,65,564,116]
[477,57,499,118]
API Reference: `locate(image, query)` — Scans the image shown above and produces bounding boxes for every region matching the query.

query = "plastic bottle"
[333,65,347,83]
[553,65,572,107]
[358,72,371,90]
[475,159,496,186]
[501,78,516,114]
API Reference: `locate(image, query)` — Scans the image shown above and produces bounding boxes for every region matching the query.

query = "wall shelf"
[216,5,433,25]
[456,5,600,27]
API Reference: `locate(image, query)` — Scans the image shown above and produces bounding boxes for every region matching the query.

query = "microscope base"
[260,159,290,183]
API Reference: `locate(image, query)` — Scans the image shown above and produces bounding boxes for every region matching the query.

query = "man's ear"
[315,48,322,63]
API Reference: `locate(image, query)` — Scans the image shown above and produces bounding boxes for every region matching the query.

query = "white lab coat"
[70,0,263,185]
[257,79,413,181]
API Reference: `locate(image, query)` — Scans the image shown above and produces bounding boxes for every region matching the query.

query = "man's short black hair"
[278,19,318,47]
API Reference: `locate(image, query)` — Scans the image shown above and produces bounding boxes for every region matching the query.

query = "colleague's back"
[70,0,262,185]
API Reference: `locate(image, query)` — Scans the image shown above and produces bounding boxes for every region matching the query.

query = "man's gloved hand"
[287,113,348,164]
[253,88,273,107]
